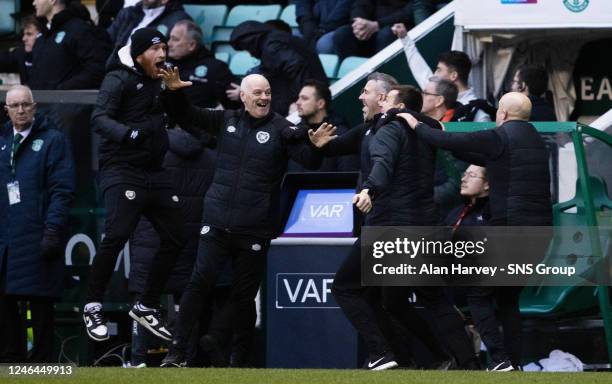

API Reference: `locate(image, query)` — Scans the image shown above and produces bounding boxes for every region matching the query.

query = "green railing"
[445,121,612,365]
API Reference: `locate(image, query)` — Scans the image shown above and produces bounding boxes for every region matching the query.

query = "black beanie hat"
[130,27,167,58]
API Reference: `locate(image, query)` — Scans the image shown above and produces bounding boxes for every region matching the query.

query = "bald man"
[158,70,331,367]
[1,85,75,362]
[399,92,552,371]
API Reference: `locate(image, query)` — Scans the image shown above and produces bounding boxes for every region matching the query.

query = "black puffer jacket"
[91,48,169,190]
[230,21,328,116]
[128,128,216,294]
[168,46,238,109]
[29,9,111,89]
[162,90,323,239]
[415,119,552,226]
[361,109,439,226]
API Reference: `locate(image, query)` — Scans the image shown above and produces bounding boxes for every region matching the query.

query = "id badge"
[7,181,21,205]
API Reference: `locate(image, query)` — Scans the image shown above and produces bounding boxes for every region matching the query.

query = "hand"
[353,18,379,40]
[353,189,372,214]
[124,128,148,145]
[308,122,337,148]
[391,23,407,38]
[160,66,192,91]
[288,102,298,115]
[397,112,419,130]
[225,82,240,101]
[41,229,62,261]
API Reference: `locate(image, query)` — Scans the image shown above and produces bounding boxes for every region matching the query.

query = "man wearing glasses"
[0,85,75,362]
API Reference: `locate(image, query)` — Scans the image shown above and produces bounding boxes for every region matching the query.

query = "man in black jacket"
[229,21,328,116]
[0,16,42,86]
[30,0,110,90]
[289,79,358,172]
[158,72,329,367]
[83,28,185,343]
[398,92,552,371]
[168,20,237,109]
[510,65,557,122]
[309,73,478,370]
[106,0,191,66]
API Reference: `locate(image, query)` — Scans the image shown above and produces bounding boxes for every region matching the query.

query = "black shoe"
[160,347,186,368]
[487,359,515,372]
[83,304,109,342]
[129,302,172,341]
[200,334,229,367]
[366,352,398,371]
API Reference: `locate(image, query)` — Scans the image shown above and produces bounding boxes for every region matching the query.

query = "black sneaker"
[83,304,109,341]
[129,302,172,341]
[366,352,398,371]
[160,348,186,368]
[487,359,515,372]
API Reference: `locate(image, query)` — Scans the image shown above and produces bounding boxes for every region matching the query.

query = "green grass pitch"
[2,367,611,384]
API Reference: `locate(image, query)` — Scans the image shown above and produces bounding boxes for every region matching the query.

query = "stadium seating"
[183,4,228,46]
[319,54,339,79]
[229,51,261,76]
[279,4,297,27]
[215,52,230,63]
[336,56,369,79]
[211,4,283,48]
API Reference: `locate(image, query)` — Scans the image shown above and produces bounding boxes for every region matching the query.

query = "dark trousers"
[0,293,55,363]
[332,239,476,366]
[332,25,396,60]
[86,178,185,307]
[173,227,269,361]
[467,286,523,367]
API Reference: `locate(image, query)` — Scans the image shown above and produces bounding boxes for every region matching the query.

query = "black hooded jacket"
[230,21,328,116]
[129,128,216,294]
[168,46,238,109]
[161,90,323,238]
[91,47,170,191]
[322,109,439,226]
[415,119,552,226]
[29,9,111,89]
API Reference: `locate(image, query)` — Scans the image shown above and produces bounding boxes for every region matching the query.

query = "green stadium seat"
[520,176,612,317]
[280,4,298,27]
[337,56,368,79]
[229,51,261,76]
[318,54,339,79]
[183,5,228,46]
[211,26,235,44]
[225,4,282,27]
[0,0,16,34]
[215,52,230,63]
[214,43,238,59]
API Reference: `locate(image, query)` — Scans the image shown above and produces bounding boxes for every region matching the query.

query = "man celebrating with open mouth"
[83,27,185,343]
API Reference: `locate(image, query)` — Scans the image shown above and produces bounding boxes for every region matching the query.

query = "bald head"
[496,92,532,126]
[5,85,36,131]
[240,74,272,119]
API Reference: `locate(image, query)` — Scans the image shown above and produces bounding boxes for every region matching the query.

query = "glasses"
[462,171,485,179]
[421,91,440,97]
[6,102,35,110]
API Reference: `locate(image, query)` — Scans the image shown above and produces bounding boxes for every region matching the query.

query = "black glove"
[41,228,63,261]
[124,128,148,146]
